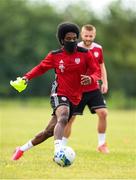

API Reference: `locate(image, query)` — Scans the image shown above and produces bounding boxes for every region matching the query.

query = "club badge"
[94,51,99,58]
[75,58,80,64]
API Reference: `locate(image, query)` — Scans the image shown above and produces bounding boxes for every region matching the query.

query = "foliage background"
[0,0,136,108]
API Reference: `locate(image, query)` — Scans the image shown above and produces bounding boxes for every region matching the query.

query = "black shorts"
[74,89,107,115]
[50,95,76,120]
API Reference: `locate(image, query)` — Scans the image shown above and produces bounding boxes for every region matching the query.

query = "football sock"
[98,133,106,146]
[54,139,62,151]
[20,140,34,152]
[62,137,68,146]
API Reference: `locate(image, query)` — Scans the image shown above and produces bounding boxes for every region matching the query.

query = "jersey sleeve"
[87,51,101,83]
[24,52,54,80]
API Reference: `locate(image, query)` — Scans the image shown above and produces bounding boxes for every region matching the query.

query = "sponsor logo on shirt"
[59,60,65,72]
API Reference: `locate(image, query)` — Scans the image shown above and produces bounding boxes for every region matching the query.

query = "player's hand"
[101,83,108,94]
[81,75,92,85]
[10,77,28,92]
[98,80,108,94]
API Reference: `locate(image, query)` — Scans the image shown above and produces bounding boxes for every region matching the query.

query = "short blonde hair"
[81,24,96,33]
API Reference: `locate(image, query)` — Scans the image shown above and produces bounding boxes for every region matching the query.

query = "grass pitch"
[0,99,136,179]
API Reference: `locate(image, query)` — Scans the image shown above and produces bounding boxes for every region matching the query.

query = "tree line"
[0,0,136,99]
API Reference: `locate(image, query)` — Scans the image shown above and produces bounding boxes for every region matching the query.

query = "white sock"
[62,137,68,146]
[54,139,62,151]
[98,133,106,146]
[20,140,33,152]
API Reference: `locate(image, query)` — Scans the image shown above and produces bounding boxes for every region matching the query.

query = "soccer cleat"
[12,147,24,160]
[97,143,109,154]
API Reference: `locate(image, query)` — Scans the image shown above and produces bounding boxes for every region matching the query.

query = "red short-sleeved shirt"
[78,42,104,92]
[24,47,100,105]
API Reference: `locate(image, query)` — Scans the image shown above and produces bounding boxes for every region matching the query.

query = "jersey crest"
[75,58,80,64]
[94,51,99,58]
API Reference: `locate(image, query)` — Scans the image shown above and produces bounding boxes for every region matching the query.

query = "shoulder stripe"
[91,42,102,49]
[51,49,63,54]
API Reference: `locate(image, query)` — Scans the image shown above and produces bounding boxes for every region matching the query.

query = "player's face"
[81,29,96,47]
[64,32,77,42]
[63,32,77,53]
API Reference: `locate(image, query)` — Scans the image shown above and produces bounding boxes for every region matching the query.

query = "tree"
[0,0,62,97]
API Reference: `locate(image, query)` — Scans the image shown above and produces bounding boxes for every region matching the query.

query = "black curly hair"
[57,22,80,45]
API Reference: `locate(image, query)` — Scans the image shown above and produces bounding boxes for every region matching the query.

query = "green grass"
[0,100,136,179]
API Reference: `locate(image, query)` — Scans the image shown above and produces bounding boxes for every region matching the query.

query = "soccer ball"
[54,146,76,167]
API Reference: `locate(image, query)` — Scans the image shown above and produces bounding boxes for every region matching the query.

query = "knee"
[56,106,70,126]
[98,109,108,120]
[58,114,69,126]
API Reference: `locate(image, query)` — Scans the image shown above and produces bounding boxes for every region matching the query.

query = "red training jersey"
[24,47,100,105]
[78,42,104,92]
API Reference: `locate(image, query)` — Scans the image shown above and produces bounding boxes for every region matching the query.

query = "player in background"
[11,22,100,160]
[62,24,109,153]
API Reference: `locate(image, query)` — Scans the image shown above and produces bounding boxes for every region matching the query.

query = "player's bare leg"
[12,116,57,160]
[62,116,76,145]
[32,115,57,145]
[53,105,69,151]
[95,108,109,153]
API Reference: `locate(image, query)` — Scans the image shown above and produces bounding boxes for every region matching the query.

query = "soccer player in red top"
[11,22,100,160]
[62,24,109,154]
